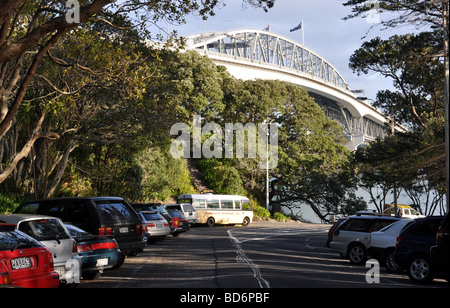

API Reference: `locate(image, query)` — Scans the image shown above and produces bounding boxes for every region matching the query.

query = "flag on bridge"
[290,21,302,32]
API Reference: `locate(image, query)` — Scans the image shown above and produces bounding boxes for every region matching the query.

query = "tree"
[349,32,444,129]
[0,0,275,185]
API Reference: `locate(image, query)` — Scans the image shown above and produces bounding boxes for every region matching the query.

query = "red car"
[0,224,59,288]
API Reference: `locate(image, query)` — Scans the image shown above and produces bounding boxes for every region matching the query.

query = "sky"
[166,0,421,101]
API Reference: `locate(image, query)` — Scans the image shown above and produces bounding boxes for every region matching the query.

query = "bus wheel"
[242,217,250,226]
[207,217,215,227]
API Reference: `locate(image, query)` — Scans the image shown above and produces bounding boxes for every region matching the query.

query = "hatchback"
[0,215,82,285]
[394,216,444,283]
[65,224,121,280]
[15,197,146,257]
[0,224,60,288]
[328,215,400,264]
[138,211,170,243]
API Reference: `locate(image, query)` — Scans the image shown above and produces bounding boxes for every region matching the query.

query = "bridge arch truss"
[186,29,404,149]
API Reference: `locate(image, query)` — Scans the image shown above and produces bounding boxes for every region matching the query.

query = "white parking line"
[227,229,270,288]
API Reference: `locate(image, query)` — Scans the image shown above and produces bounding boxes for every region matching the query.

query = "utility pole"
[426,0,449,211]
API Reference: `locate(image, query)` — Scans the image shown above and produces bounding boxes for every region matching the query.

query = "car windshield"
[18,219,70,241]
[0,229,43,251]
[141,212,164,221]
[96,201,136,224]
[65,224,90,237]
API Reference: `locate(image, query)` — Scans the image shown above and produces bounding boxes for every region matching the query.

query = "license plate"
[54,266,65,276]
[11,257,31,270]
[96,258,109,267]
[119,227,129,233]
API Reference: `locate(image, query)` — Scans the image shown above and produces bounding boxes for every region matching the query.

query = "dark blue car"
[65,224,122,280]
[394,216,444,283]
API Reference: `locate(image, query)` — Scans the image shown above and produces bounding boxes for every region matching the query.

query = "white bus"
[177,194,253,227]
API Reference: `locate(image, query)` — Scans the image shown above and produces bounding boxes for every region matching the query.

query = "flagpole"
[302,20,304,46]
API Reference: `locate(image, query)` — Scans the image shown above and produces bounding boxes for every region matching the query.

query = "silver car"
[138,211,170,243]
[328,215,400,265]
[0,214,82,285]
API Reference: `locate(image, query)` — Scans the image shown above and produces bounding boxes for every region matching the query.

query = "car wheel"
[384,249,402,273]
[242,217,250,226]
[207,217,215,227]
[407,256,434,283]
[348,243,367,265]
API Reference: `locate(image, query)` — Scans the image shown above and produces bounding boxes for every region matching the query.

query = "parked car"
[132,203,175,235]
[138,211,170,243]
[0,224,60,288]
[65,224,121,280]
[326,218,347,248]
[15,197,146,257]
[383,204,425,219]
[0,214,82,285]
[368,218,415,272]
[394,216,444,283]
[166,209,189,237]
[430,211,449,282]
[328,215,400,264]
[165,204,198,226]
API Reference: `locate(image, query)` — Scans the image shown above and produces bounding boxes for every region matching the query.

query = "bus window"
[221,200,233,209]
[207,200,220,209]
[242,201,251,209]
[233,200,241,210]
[193,199,206,209]
[178,198,192,204]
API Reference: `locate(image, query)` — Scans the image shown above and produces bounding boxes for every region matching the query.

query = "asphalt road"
[79,220,448,289]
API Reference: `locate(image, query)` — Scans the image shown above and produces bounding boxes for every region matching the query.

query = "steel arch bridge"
[185,29,404,150]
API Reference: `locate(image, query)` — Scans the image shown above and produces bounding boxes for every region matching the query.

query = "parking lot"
[79,220,448,289]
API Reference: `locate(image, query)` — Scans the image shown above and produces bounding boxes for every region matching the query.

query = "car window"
[141,213,164,221]
[182,204,195,212]
[96,201,136,224]
[66,201,90,224]
[370,220,396,232]
[18,219,70,241]
[341,219,371,232]
[16,203,39,214]
[65,224,89,237]
[0,230,43,251]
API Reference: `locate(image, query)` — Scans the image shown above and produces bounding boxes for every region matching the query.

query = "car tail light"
[164,222,169,227]
[0,272,12,285]
[77,241,119,253]
[72,241,78,253]
[147,223,156,228]
[77,244,92,253]
[395,235,402,249]
[136,224,143,235]
[98,227,112,236]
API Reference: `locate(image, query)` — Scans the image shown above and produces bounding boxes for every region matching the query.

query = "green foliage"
[253,205,270,220]
[273,212,290,221]
[198,158,247,196]
[0,193,26,214]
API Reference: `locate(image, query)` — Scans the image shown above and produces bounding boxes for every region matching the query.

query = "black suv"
[430,211,449,282]
[394,216,444,283]
[14,197,146,257]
